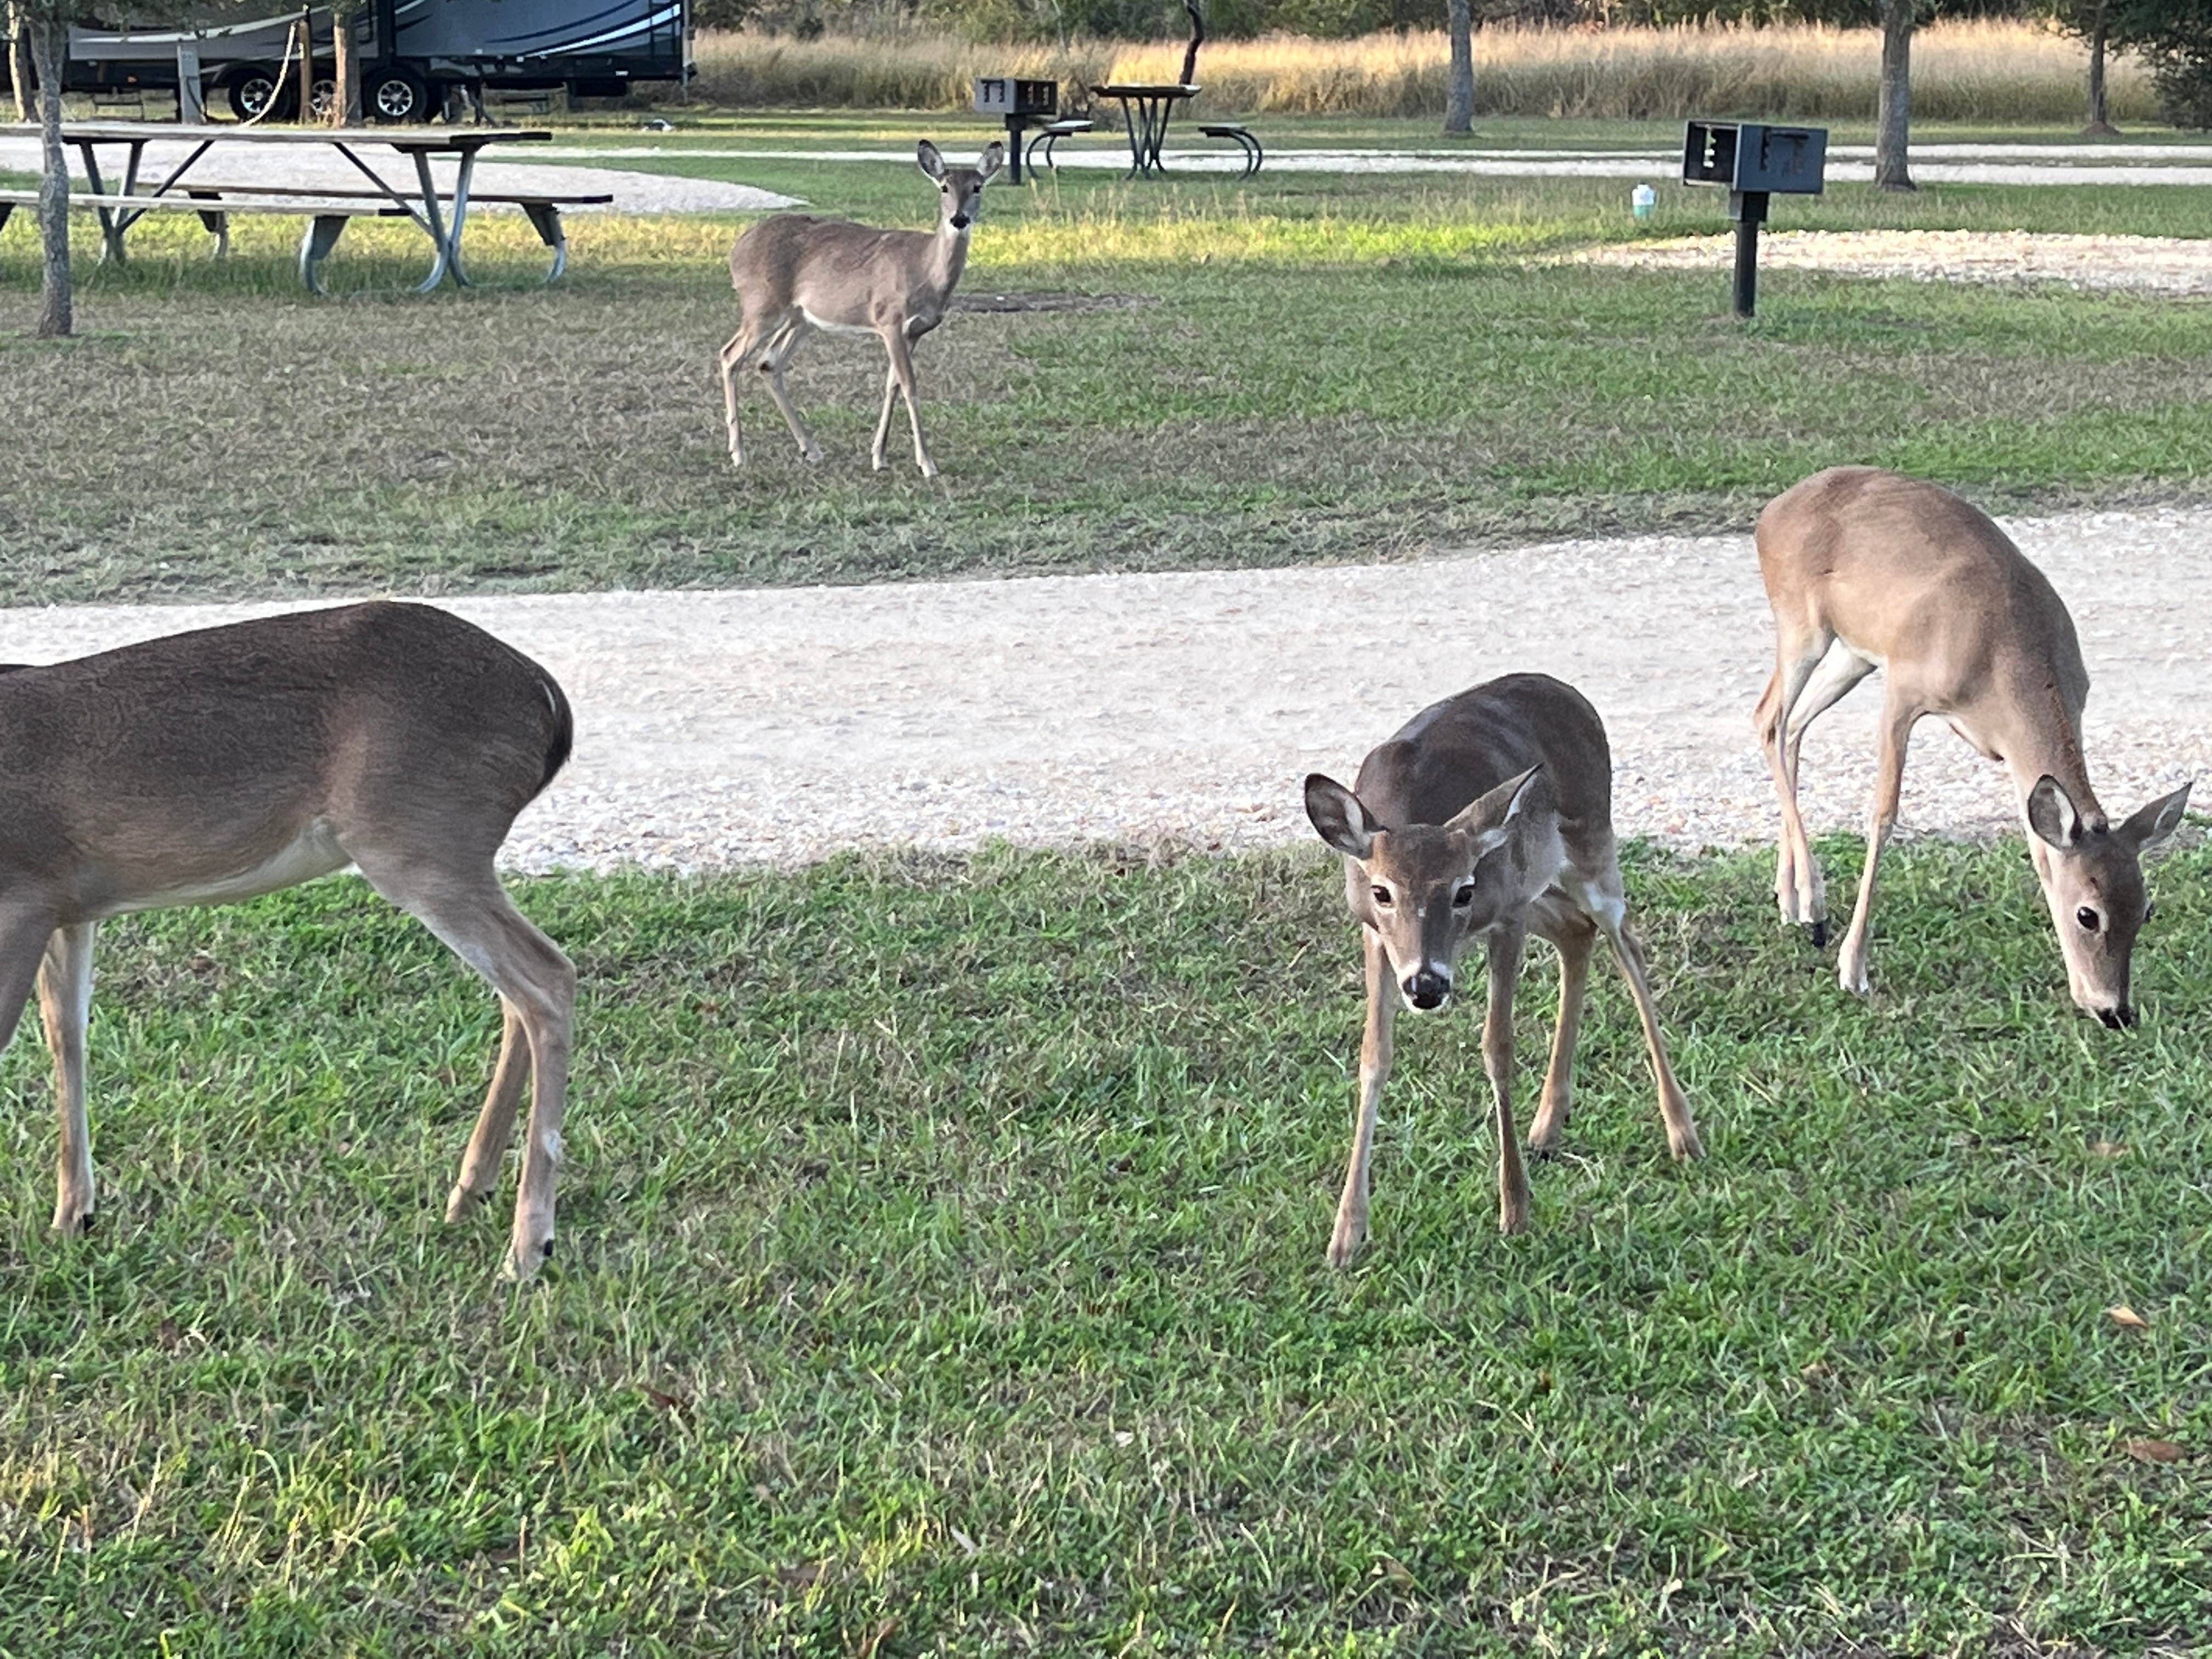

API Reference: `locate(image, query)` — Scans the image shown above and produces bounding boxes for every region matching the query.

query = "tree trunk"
[26,10,70,338]
[2084,5,2116,136]
[1874,0,1914,193]
[1443,0,1473,136]
[7,4,32,124]
[331,6,361,125]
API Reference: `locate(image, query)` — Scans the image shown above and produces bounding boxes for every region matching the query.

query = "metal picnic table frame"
[7,120,554,291]
[1089,83,1198,180]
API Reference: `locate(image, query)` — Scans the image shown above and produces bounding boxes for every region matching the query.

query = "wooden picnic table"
[1,120,555,291]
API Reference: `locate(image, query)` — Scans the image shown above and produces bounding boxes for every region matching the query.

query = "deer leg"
[37,922,97,1234]
[1329,929,1394,1269]
[444,999,531,1221]
[0,910,60,1216]
[1484,924,1531,1234]
[353,854,574,1282]
[870,364,900,473]
[719,323,761,467]
[759,322,821,464]
[1837,694,1919,997]
[1783,641,1880,942]
[1758,628,1830,935]
[1566,858,1702,1161]
[882,325,936,479]
[1525,901,1594,1153]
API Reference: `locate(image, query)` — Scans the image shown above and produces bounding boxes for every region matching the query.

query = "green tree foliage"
[2104,0,2212,128]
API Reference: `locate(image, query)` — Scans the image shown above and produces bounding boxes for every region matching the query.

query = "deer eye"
[2076,906,2101,932]
[1370,885,1392,908]
[1452,884,1476,909]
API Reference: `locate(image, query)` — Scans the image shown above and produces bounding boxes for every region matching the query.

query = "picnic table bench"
[0,120,603,292]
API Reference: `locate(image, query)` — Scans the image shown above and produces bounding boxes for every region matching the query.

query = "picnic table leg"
[76,142,129,266]
[522,201,568,283]
[298,215,349,295]
[409,149,456,291]
[444,149,479,287]
[1115,98,1144,180]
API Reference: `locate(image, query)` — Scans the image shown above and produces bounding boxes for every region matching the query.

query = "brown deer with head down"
[1304,672,1701,1265]
[1754,466,2191,1024]
[0,602,575,1280]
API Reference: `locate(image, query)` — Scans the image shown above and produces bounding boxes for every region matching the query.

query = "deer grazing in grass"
[720,139,1006,479]
[1754,466,2191,1024]
[0,603,576,1280]
[1304,673,1701,1264]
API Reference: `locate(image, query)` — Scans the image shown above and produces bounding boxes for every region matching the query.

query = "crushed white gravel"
[0,136,798,213]
[2,506,2204,871]
[1581,229,2212,295]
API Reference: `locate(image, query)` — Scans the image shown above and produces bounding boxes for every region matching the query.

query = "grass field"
[5,122,2212,605]
[0,836,2207,1654]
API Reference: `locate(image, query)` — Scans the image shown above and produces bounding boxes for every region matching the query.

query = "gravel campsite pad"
[4,506,2205,871]
[1580,229,2212,295]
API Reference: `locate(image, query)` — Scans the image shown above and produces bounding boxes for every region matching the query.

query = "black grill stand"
[1729,189,1769,319]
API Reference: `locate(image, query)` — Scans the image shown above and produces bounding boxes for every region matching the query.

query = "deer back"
[1757,466,2089,714]
[0,603,571,919]
[1355,672,1611,837]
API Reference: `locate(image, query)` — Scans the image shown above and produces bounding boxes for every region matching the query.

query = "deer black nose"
[1403,971,1450,1011]
[951,214,971,229]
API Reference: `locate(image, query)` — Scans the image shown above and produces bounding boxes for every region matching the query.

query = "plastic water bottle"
[1632,183,1656,221]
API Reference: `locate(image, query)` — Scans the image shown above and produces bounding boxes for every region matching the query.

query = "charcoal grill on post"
[1681,120,1827,318]
[973,77,1058,185]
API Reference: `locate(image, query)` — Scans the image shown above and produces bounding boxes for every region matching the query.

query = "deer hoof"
[1809,920,1829,949]
[444,1183,493,1223]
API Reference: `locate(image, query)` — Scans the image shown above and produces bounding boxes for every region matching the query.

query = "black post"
[1005,113,1025,184]
[1728,188,1769,318]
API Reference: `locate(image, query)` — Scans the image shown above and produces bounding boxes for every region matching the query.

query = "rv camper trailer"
[5,0,689,123]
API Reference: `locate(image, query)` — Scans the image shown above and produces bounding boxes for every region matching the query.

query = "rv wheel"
[227,65,297,123]
[366,66,427,124]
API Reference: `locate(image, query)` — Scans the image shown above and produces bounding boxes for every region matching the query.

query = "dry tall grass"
[685,20,2157,125]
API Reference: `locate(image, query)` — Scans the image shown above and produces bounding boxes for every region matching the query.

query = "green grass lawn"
[5,122,2212,604]
[1,837,2206,1654]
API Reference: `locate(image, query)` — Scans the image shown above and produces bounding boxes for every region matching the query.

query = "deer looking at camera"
[720,139,1005,479]
[1754,467,2191,1025]
[1304,673,1701,1265]
[0,602,575,1281]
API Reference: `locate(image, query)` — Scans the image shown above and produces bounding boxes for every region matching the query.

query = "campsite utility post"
[1681,120,1827,319]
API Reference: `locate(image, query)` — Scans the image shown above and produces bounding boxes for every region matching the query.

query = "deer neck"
[1994,674,2104,826]
[930,216,972,297]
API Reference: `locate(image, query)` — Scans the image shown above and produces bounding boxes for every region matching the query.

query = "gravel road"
[0,137,798,213]
[3,506,2204,871]
[1583,229,2212,295]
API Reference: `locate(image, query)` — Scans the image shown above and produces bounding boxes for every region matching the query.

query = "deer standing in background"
[0,603,576,1280]
[720,140,1005,479]
[1754,466,2191,1023]
[1304,673,1701,1265]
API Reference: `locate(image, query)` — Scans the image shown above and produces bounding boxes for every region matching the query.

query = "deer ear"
[917,140,947,180]
[1446,765,1543,845]
[1305,774,1378,860]
[2027,775,2084,849]
[977,141,1006,180]
[2119,780,2192,853]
